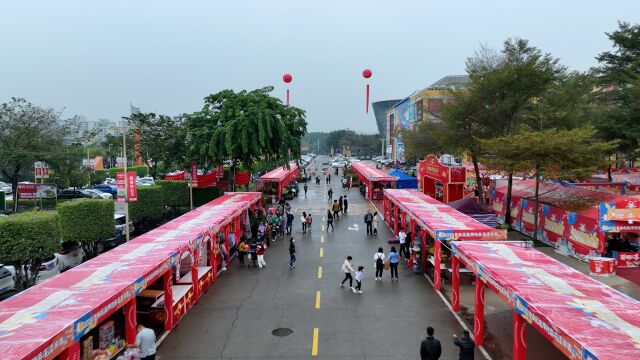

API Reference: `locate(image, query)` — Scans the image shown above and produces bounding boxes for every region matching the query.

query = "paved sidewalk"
[158,156,482,359]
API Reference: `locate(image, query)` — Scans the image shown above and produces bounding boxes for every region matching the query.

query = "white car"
[35,255,62,284]
[115,214,134,236]
[81,189,112,199]
[0,181,12,195]
[331,161,347,168]
[0,265,15,296]
[55,242,84,271]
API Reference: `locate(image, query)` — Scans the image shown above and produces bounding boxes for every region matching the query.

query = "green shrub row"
[129,186,164,222]
[58,199,115,258]
[107,166,149,178]
[155,180,189,207]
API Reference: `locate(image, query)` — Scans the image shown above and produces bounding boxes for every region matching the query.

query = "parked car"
[137,176,155,186]
[55,241,84,271]
[97,214,134,253]
[114,213,134,236]
[57,189,93,200]
[0,181,12,195]
[79,189,102,199]
[35,255,62,284]
[0,265,15,296]
[81,189,112,199]
[93,183,117,196]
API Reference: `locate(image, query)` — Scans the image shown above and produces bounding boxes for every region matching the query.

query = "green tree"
[401,122,448,162]
[185,87,307,187]
[129,186,164,226]
[441,38,564,221]
[57,199,115,258]
[478,126,617,237]
[0,212,61,289]
[594,22,640,164]
[125,113,187,177]
[0,98,71,210]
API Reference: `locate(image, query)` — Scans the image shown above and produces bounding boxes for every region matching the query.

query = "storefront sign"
[617,252,640,268]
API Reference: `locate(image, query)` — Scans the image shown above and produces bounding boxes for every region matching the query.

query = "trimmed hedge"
[108,165,149,178]
[129,186,164,222]
[156,180,189,207]
[0,211,61,289]
[93,169,108,184]
[193,187,221,207]
[58,199,115,258]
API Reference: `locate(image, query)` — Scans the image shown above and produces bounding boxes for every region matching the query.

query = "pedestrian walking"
[343,195,348,213]
[332,200,341,221]
[328,188,333,202]
[257,242,267,268]
[340,256,355,289]
[453,330,474,360]
[388,246,399,279]
[304,183,308,197]
[338,195,343,214]
[354,266,364,294]
[364,211,373,235]
[306,213,313,232]
[237,239,246,266]
[286,211,294,235]
[420,326,442,360]
[326,210,334,231]
[399,229,408,259]
[328,174,331,184]
[130,324,157,360]
[374,247,385,280]
[373,211,379,235]
[265,222,272,247]
[342,177,347,190]
[249,242,258,268]
[279,215,286,237]
[288,238,296,269]
[301,212,307,234]
[218,239,228,271]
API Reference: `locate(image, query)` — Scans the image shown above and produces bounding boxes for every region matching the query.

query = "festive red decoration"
[362,69,372,79]
[283,73,293,83]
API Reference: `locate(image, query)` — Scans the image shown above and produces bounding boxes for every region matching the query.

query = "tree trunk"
[471,151,483,203]
[504,173,514,226]
[607,164,613,182]
[533,163,541,242]
[11,174,19,212]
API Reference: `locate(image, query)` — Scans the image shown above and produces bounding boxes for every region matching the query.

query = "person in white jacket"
[374,247,385,280]
[340,256,355,290]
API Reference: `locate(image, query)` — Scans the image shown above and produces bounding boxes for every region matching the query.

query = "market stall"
[382,189,506,290]
[418,154,466,203]
[0,192,261,360]
[451,241,640,359]
[351,161,396,200]
[491,180,640,263]
[258,163,299,201]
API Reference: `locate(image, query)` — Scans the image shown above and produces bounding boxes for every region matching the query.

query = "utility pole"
[121,117,131,242]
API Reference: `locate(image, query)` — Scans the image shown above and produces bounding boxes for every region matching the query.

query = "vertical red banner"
[190,162,198,186]
[127,171,137,202]
[116,172,125,202]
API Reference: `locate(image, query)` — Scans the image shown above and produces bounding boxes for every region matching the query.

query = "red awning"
[260,163,299,182]
[453,241,640,360]
[351,162,397,182]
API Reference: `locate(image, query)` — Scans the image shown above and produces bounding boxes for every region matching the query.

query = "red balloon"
[283,73,293,83]
[362,69,372,79]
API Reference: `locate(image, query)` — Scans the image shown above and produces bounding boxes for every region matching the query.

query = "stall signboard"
[617,252,640,268]
[116,172,137,202]
[418,154,466,184]
[16,183,37,199]
[599,200,640,233]
[453,242,640,360]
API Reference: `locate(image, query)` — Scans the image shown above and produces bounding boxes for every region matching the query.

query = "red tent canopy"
[0,192,261,360]
[351,162,396,200]
[452,241,640,360]
[259,163,299,200]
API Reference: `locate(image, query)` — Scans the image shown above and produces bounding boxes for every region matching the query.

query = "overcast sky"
[2,1,639,133]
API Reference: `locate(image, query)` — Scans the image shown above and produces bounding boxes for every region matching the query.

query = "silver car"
[0,181,12,195]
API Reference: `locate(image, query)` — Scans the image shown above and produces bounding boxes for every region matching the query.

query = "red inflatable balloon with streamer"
[283,73,293,105]
[362,69,372,113]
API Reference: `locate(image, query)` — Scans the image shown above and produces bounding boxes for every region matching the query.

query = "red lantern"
[283,73,293,105]
[362,68,373,113]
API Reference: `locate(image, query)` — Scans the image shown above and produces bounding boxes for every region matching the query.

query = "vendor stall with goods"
[351,161,396,200]
[257,163,299,201]
[418,154,466,203]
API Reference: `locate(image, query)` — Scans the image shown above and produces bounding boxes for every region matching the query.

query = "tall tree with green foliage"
[0,98,71,210]
[185,87,307,187]
[125,112,187,177]
[324,130,380,157]
[441,38,564,222]
[594,22,640,164]
[478,126,617,236]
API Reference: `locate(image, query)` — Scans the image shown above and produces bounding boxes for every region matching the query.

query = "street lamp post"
[120,117,131,242]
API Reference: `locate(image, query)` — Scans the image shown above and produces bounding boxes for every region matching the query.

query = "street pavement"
[158,155,483,359]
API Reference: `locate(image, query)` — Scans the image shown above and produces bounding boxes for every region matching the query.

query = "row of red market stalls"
[382,189,507,290]
[351,161,397,200]
[0,192,262,360]
[258,163,299,200]
[491,180,640,266]
[450,241,640,360]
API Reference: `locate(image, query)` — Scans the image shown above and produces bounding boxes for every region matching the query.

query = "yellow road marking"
[321,225,325,231]
[312,328,319,356]
[319,248,324,257]
[317,266,323,279]
[315,291,321,309]
[320,235,324,243]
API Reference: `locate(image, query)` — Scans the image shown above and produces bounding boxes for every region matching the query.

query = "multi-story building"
[385,75,469,162]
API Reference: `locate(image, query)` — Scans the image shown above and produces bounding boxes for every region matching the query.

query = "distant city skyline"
[1,1,639,133]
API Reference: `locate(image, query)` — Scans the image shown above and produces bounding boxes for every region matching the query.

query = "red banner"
[190,163,198,183]
[163,171,186,180]
[195,171,217,188]
[235,171,250,186]
[617,252,640,268]
[116,172,137,202]
[17,184,37,200]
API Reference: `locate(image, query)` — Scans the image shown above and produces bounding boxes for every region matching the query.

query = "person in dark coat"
[453,330,474,360]
[420,326,442,360]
